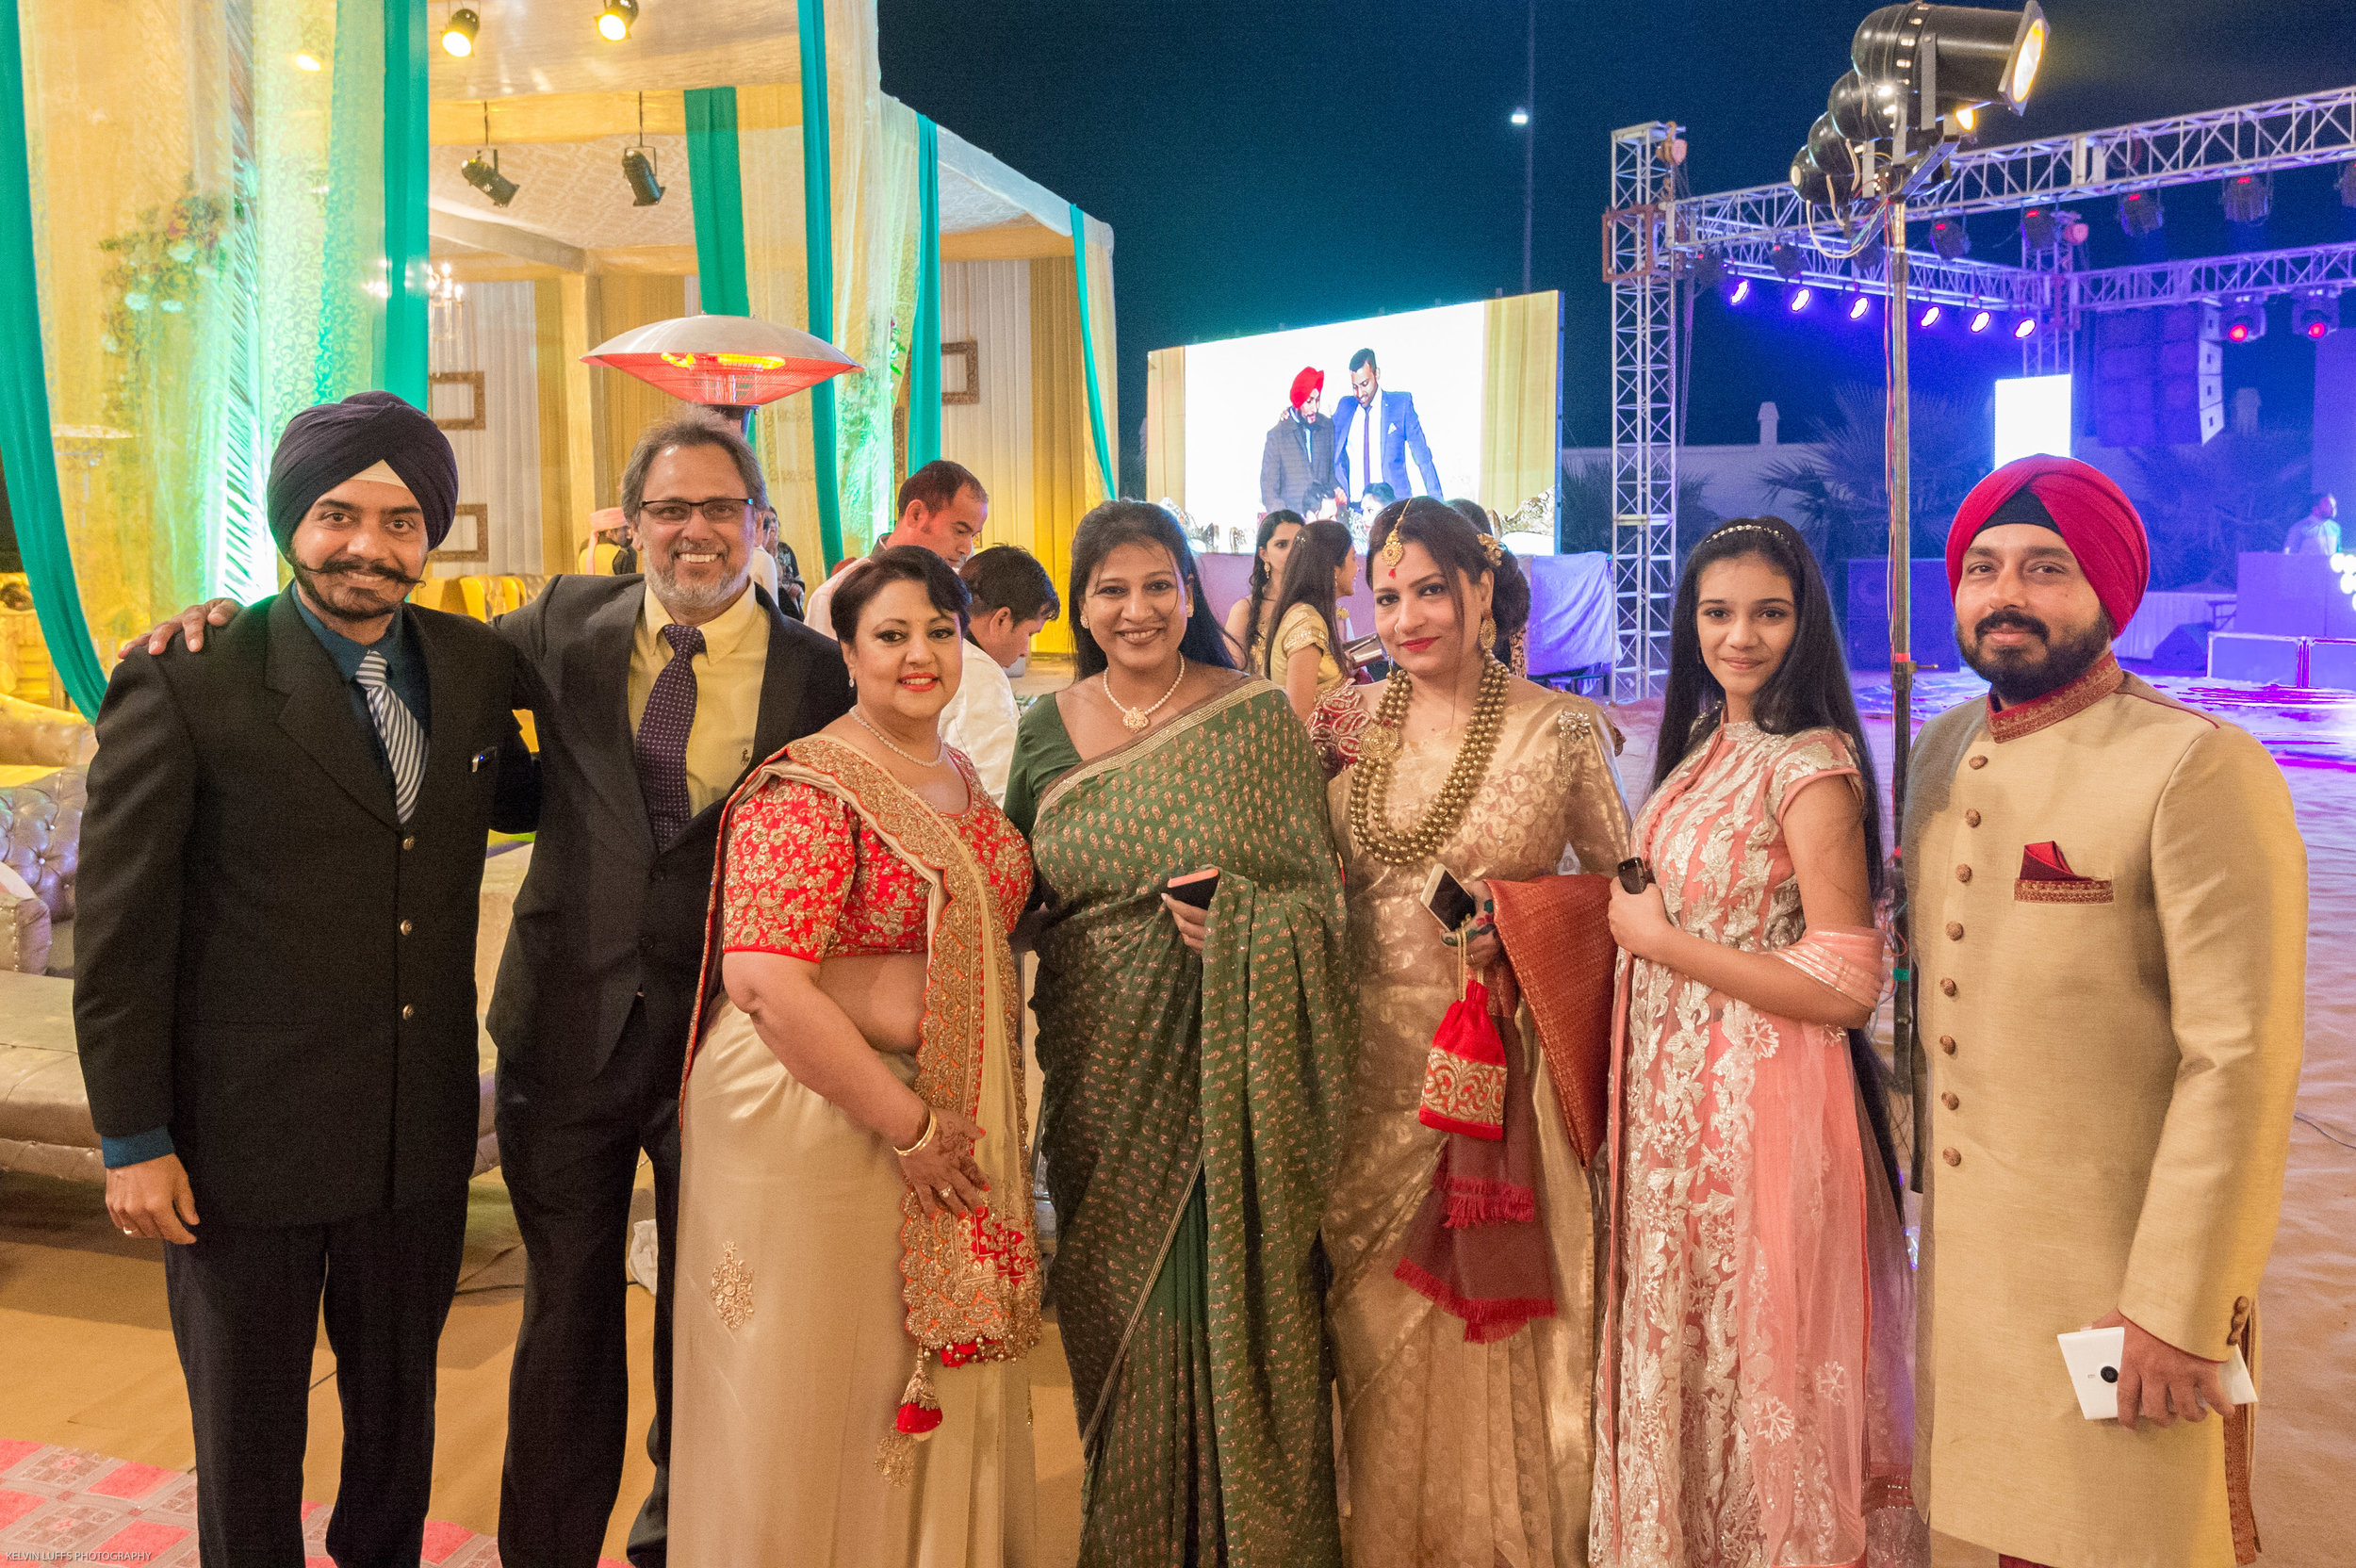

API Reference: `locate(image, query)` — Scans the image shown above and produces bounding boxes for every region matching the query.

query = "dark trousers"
[161,1192,467,1568]
[495,1001,679,1568]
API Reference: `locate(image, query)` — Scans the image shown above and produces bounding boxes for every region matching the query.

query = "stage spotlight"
[1771,243,1806,280]
[1930,219,1970,260]
[1826,69,1906,141]
[2021,206,2057,249]
[2293,288,2342,340]
[2118,189,2164,237]
[1920,304,1943,327]
[2013,317,2037,339]
[2221,173,2271,226]
[1728,278,1753,305]
[597,0,638,41]
[622,146,663,205]
[1850,295,1873,320]
[1969,309,1992,333]
[2222,293,2266,343]
[2336,162,2356,208]
[1791,114,1861,208]
[1789,286,1815,313]
[442,8,478,57]
[462,149,519,207]
[1850,3,2048,133]
[1692,251,1725,290]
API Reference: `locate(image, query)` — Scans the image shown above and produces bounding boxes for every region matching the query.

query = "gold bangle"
[892,1109,939,1159]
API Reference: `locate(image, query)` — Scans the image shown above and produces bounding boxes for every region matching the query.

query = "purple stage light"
[2013,317,2037,339]
[1789,286,1813,312]
[1728,278,1752,304]
[1848,295,1872,320]
[1919,304,1942,327]
[1969,309,1993,333]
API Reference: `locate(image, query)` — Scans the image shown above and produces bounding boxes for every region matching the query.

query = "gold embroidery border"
[1988,652,2123,743]
[2014,877,2113,904]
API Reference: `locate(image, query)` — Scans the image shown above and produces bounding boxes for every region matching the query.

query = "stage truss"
[1605,85,2356,696]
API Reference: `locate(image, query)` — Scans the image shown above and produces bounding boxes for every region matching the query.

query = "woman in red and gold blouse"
[670,547,1043,1567]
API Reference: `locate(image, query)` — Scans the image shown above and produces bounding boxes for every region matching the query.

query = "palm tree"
[1557,459,1723,557]
[1759,382,1988,568]
[2123,432,2310,590]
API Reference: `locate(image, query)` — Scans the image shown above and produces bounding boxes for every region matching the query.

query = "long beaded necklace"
[1101,656,1188,732]
[850,706,948,769]
[1348,654,1511,865]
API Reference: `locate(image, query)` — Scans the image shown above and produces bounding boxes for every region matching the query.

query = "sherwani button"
[1942,1147,1961,1166]
[1941,1091,1959,1110]
[1965,809,1981,827]
[401,836,417,851]
[2234,1296,2250,1314]
[399,919,414,937]
[1939,978,1957,997]
[1968,755,1988,769]
[1946,922,1964,940]
[400,1004,415,1021]
[1939,1035,1956,1054]
[1955,864,1972,883]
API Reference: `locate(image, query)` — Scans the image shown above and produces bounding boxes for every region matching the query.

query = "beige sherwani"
[1902,655,2305,1568]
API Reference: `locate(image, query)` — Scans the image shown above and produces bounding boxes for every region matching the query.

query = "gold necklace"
[850,707,947,769]
[1101,656,1187,732]
[1348,656,1511,865]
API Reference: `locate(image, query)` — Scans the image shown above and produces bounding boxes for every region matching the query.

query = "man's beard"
[292,553,420,620]
[1959,607,2111,706]
[646,544,746,613]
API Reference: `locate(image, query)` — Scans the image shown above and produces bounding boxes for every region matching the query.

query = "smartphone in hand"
[1164,868,1221,909]
[1419,864,1479,934]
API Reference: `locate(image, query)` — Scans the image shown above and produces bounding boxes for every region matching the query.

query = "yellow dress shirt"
[628,583,772,818]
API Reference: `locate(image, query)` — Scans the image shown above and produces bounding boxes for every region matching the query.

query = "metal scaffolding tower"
[1602,85,2356,697]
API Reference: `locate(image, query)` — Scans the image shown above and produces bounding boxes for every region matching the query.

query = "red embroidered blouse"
[719,762,1033,961]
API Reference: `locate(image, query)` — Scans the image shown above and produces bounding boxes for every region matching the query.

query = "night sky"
[876,0,2356,481]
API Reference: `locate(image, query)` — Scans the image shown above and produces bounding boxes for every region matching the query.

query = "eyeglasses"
[638,498,753,525]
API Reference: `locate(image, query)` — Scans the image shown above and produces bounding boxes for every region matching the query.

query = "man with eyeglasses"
[137,411,850,1568]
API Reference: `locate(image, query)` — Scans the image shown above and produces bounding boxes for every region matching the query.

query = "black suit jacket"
[74,595,528,1228]
[485,575,850,1083]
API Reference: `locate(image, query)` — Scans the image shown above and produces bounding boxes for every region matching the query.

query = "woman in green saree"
[1006,501,1355,1566]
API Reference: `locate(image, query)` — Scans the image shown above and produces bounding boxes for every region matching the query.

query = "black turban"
[266,391,458,554]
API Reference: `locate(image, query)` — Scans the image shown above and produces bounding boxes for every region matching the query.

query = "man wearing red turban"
[1903,454,2306,1568]
[1259,366,1341,518]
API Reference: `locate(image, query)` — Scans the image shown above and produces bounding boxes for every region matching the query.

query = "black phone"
[1164,868,1220,909]
[1419,864,1479,933]
[1616,856,1655,894]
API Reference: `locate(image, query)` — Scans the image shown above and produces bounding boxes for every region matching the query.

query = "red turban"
[1289,367,1324,411]
[1945,454,2149,633]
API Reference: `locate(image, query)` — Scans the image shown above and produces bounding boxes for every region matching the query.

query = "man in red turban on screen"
[1901,454,2306,1568]
[1259,365,1341,518]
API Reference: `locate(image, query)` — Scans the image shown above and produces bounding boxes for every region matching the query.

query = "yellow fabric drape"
[1028,256,1094,657]
[1145,346,1186,510]
[1481,290,1560,519]
[592,273,689,509]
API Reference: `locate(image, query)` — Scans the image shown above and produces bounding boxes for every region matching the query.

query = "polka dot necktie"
[634,622,705,846]
[354,649,426,823]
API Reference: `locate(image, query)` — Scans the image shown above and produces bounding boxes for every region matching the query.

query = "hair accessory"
[1479,534,1503,566]
[1378,525,1406,570]
[1711,521,1778,543]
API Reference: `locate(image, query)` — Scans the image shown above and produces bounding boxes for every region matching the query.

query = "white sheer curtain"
[428,278,544,578]
[941,259,1033,554]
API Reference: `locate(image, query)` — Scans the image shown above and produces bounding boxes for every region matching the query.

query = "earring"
[1480,614,1497,648]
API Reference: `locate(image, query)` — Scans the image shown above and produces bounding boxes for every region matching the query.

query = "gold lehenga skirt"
[670,1000,1038,1568]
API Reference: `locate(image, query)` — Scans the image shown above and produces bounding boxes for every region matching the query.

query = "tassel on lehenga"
[875,1348,941,1485]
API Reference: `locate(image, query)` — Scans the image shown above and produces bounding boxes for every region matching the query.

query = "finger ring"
[121,1227,135,1235]
[937,1187,953,1201]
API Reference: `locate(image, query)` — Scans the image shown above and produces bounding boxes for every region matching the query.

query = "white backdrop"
[1181,302,1486,532]
[429,279,545,578]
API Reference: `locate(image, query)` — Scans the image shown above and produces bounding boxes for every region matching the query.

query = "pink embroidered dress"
[1592,722,1917,1568]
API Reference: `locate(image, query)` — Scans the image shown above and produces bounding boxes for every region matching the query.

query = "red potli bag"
[1418,960,1510,1141]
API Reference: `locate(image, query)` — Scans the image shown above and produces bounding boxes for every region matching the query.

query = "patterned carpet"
[0,1442,622,1567]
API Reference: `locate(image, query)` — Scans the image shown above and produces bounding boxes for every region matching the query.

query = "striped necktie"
[354,648,427,822]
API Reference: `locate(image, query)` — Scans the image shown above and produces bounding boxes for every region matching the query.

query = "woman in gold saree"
[672,549,1042,1566]
[1315,498,1630,1566]
[1005,500,1355,1567]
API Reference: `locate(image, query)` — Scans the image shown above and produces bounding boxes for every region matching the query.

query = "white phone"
[2057,1326,2258,1421]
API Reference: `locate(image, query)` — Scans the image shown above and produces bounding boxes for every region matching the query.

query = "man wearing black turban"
[75,391,537,1566]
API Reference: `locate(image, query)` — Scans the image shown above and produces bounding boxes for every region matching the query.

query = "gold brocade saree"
[671,738,1040,1567]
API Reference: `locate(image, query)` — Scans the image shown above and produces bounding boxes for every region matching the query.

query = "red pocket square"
[2019,841,2092,882]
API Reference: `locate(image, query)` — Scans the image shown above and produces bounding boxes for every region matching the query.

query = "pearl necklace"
[850,706,948,769]
[1102,657,1187,733]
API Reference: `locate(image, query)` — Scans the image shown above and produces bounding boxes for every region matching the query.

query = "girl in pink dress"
[1593,517,1923,1568]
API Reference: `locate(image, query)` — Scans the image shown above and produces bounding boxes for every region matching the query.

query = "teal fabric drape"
[683,87,750,317]
[379,0,428,407]
[1070,202,1115,500]
[908,114,941,474]
[0,0,104,716]
[797,0,843,569]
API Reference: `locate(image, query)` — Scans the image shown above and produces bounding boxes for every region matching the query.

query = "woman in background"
[1221,509,1304,668]
[1006,500,1354,1568]
[1320,498,1629,1566]
[1591,516,1921,1568]
[1262,517,1360,720]
[672,548,1040,1566]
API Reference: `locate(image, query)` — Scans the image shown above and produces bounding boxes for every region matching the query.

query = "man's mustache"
[309,556,422,592]
[1973,609,2049,643]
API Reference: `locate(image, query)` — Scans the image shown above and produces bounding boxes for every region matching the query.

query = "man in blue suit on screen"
[1332,347,1442,501]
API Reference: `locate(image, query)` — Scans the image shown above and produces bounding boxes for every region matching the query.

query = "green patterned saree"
[1008,677,1354,1568]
